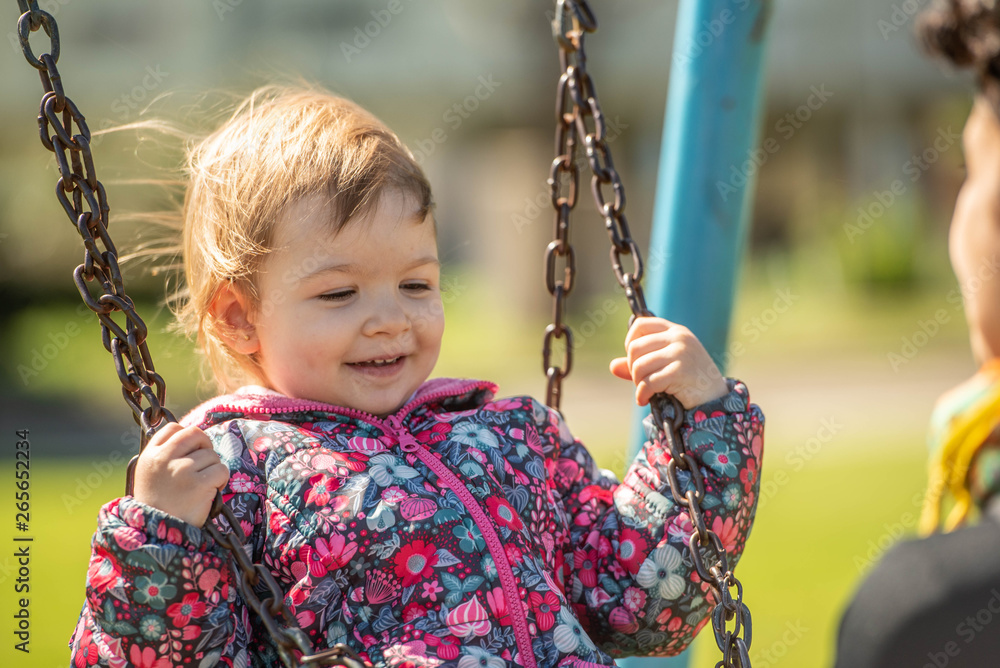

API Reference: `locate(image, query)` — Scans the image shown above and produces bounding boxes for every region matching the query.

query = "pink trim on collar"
[179,377,498,428]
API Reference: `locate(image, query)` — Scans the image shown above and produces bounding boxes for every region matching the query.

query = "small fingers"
[158,427,214,459]
[204,461,230,492]
[620,318,689,378]
[629,345,682,379]
[635,361,682,406]
[147,421,184,447]
[625,317,680,347]
[627,335,688,371]
[183,447,224,474]
[171,450,229,491]
[609,357,632,380]
[131,423,225,524]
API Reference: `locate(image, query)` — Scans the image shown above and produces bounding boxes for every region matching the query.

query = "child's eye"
[401,282,432,292]
[318,289,355,302]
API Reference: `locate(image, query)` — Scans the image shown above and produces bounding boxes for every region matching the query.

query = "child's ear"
[209,282,260,355]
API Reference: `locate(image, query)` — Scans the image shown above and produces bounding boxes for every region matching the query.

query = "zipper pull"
[397,432,420,453]
[385,415,421,452]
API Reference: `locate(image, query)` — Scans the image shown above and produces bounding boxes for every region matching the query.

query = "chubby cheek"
[951,187,978,284]
[948,184,998,288]
[414,300,445,355]
[265,317,340,382]
[950,181,1000,363]
[296,315,351,366]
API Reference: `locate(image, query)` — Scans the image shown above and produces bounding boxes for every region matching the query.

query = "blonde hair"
[172,84,432,392]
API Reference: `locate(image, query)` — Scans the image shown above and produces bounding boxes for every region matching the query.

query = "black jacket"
[835,500,1000,667]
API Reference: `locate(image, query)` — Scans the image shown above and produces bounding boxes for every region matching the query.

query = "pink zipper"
[200,381,538,665]
[198,380,496,425]
[382,414,537,668]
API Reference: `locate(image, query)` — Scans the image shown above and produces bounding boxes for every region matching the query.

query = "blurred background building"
[0,0,972,314]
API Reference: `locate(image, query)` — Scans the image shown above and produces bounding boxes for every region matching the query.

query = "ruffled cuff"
[641,378,751,440]
[634,379,762,499]
[99,496,219,553]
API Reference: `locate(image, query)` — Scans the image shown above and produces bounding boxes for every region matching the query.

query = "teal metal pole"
[620,1,771,666]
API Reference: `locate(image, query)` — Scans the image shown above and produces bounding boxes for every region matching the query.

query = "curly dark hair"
[919,0,1000,109]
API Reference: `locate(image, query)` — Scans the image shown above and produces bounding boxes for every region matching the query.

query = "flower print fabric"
[69,377,763,667]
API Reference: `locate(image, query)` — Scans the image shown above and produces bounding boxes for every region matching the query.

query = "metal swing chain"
[14,3,363,666]
[542,0,580,411]
[547,2,753,666]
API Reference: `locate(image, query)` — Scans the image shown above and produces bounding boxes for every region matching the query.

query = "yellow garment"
[920,359,1000,535]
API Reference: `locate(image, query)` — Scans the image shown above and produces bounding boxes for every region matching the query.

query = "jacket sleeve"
[538,379,764,658]
[68,420,267,668]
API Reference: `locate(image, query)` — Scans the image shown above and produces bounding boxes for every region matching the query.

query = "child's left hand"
[610,316,729,410]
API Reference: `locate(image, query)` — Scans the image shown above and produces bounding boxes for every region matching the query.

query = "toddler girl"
[69,86,764,668]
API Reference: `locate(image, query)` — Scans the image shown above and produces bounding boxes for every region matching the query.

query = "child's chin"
[355,392,410,419]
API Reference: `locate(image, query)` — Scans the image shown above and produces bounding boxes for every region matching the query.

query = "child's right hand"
[132,423,230,527]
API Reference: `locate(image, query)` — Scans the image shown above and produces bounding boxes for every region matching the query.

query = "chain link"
[15,3,366,666]
[549,2,753,664]
[543,31,583,409]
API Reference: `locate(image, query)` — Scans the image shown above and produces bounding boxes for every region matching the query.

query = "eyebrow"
[300,256,440,282]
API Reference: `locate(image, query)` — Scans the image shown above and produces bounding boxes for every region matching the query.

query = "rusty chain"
[15,2,365,666]
[541,47,579,409]
[548,2,753,665]
[16,0,173,455]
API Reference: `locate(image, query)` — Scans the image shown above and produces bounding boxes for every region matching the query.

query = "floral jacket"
[70,377,763,668]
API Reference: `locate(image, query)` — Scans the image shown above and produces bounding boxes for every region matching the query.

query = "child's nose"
[362,292,411,337]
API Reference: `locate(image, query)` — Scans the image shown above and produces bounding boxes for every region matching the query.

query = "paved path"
[554,348,977,467]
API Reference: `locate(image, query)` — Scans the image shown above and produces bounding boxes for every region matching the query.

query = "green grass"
[1,457,130,668]
[687,440,928,667]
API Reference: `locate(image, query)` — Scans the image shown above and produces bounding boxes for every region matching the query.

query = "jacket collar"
[180,377,499,429]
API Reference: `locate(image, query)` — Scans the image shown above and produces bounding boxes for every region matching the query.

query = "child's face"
[951,96,1000,364]
[248,189,444,416]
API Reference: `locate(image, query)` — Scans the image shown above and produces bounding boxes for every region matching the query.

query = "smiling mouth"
[348,356,405,368]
